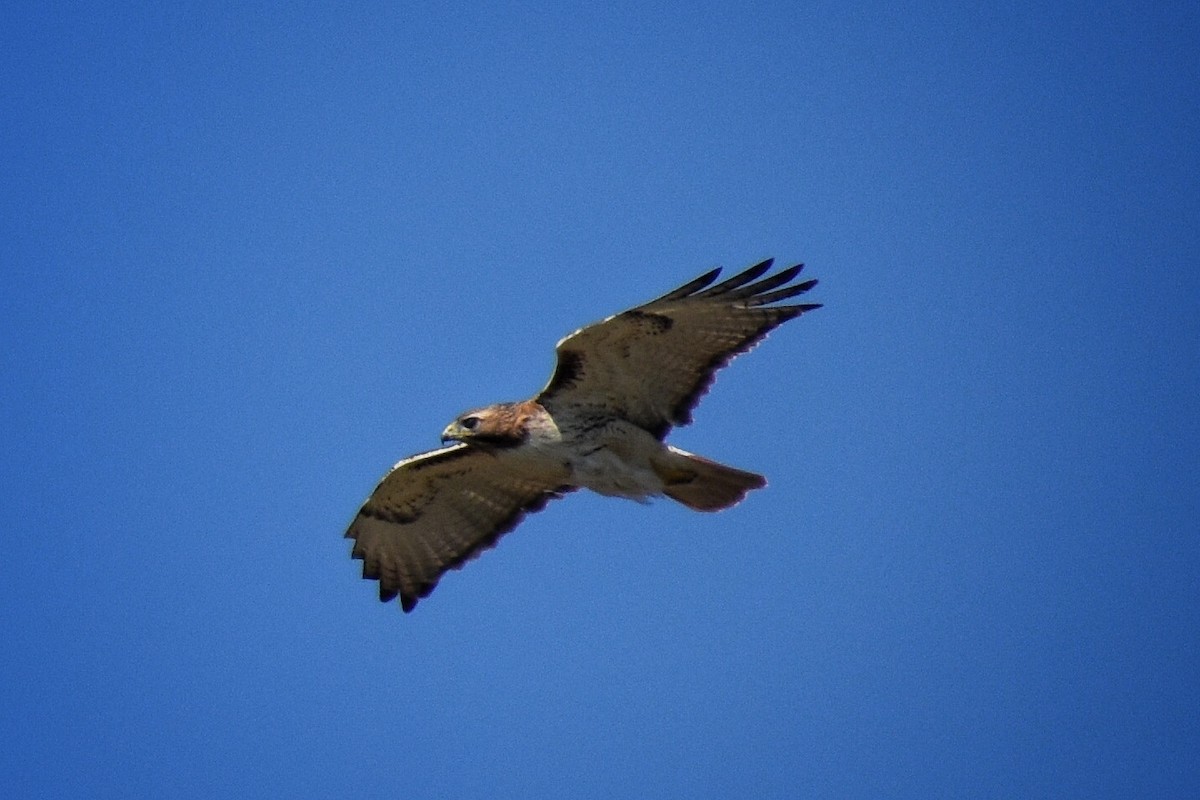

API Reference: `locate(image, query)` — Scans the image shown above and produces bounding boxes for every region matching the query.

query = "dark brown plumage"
[346,259,820,611]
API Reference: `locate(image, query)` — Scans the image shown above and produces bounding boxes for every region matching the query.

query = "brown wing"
[536,259,820,438]
[345,444,572,612]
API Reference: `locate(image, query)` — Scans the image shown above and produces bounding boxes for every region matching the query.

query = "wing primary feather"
[721,263,804,300]
[649,267,723,303]
[744,278,819,306]
[694,258,774,297]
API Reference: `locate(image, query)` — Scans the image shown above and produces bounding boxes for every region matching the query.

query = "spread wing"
[345,444,572,611]
[537,259,820,438]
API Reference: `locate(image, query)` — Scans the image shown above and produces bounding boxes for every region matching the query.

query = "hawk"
[346,258,821,611]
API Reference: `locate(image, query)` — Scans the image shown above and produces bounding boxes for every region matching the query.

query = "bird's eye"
[461,416,479,430]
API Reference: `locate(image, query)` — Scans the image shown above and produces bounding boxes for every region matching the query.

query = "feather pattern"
[345,444,571,611]
[538,259,820,438]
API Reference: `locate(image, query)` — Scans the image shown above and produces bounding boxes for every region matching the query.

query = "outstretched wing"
[346,444,572,611]
[537,259,820,438]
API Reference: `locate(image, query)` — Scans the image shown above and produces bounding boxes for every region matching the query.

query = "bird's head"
[441,403,528,448]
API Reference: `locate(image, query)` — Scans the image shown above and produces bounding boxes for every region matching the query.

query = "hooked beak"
[441,422,461,444]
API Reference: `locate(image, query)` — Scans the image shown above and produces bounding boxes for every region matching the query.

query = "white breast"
[561,419,666,502]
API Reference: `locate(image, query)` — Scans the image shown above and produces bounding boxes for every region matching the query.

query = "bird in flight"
[346,258,821,611]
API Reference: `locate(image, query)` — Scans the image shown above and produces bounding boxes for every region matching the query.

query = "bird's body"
[440,399,764,507]
[347,259,821,611]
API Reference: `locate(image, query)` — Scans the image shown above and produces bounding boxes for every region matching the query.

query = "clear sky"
[2,1,1198,797]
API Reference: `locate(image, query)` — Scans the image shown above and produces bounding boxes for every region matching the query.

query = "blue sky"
[2,1,1198,797]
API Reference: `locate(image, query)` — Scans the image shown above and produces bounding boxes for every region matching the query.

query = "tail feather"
[653,446,766,512]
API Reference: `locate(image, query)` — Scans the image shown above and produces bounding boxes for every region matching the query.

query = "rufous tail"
[653,446,766,512]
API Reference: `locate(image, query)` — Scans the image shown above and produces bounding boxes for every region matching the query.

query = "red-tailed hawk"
[346,259,821,611]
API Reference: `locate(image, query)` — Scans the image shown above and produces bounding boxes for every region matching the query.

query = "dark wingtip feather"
[727,264,805,301]
[746,277,819,306]
[696,258,775,297]
[654,267,723,302]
